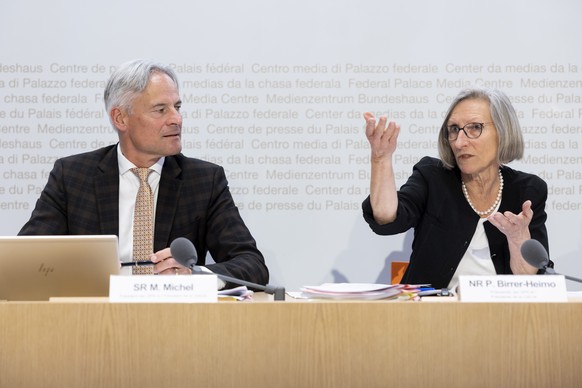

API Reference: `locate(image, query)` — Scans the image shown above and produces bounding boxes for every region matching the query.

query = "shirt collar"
[116,144,165,176]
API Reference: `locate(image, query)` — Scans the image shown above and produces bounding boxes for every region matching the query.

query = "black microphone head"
[170,237,198,268]
[520,239,549,269]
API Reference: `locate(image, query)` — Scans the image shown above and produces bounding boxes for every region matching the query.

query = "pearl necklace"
[461,169,504,216]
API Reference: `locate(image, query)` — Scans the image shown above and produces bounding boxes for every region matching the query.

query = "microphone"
[520,239,551,271]
[170,237,286,301]
[520,239,582,284]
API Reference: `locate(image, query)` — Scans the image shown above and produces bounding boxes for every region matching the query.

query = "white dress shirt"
[447,213,498,291]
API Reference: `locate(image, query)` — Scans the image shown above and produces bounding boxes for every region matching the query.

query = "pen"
[418,288,451,297]
[418,289,440,296]
[418,287,435,292]
[120,260,155,267]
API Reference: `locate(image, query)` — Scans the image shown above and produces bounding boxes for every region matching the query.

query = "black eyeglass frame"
[446,122,494,141]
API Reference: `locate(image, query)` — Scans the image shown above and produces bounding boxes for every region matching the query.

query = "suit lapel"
[95,146,120,236]
[154,156,182,251]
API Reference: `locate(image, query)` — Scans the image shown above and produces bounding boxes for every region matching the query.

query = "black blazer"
[363,156,549,288]
[19,144,269,287]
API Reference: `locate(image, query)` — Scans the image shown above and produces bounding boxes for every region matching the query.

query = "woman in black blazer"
[362,88,550,289]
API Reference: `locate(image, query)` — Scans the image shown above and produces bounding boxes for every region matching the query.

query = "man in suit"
[19,59,269,288]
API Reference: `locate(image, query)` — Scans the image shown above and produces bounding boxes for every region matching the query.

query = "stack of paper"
[299,283,404,300]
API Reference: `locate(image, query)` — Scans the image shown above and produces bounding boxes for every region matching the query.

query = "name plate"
[459,275,568,302]
[109,275,218,303]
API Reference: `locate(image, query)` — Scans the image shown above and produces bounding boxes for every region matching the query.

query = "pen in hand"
[120,260,155,267]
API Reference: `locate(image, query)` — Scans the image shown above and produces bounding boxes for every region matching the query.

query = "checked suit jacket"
[19,144,269,286]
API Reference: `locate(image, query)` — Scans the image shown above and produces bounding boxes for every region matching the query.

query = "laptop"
[0,235,121,301]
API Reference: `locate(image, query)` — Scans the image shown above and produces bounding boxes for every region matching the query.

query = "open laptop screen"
[0,235,120,301]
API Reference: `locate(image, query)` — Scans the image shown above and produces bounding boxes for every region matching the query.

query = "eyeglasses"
[446,122,493,141]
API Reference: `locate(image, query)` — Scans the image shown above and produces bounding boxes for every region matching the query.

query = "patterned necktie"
[131,168,154,275]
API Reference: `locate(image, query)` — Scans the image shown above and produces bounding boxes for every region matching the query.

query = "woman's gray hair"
[104,59,179,122]
[437,87,524,169]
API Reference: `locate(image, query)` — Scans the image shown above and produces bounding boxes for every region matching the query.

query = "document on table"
[296,283,404,300]
[218,286,254,301]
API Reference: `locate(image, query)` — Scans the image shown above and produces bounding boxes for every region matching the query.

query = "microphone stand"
[191,266,286,301]
[543,267,582,284]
